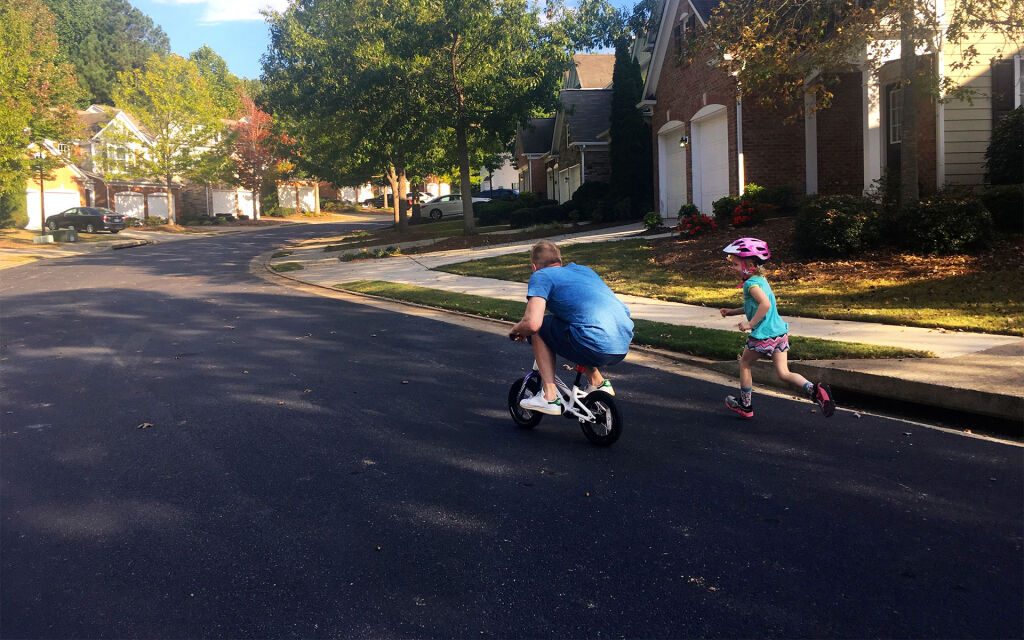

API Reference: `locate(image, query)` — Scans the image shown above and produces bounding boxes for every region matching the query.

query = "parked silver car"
[422,194,490,220]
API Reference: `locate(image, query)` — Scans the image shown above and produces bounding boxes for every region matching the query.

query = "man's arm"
[510,296,547,338]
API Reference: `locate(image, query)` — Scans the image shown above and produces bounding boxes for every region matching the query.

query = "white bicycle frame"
[527,361,600,424]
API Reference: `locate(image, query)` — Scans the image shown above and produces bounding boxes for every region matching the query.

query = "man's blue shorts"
[534,315,627,368]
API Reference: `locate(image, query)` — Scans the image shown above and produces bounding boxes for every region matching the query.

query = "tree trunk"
[456,121,476,235]
[899,10,920,208]
[397,167,409,232]
[386,165,400,226]
[166,175,175,225]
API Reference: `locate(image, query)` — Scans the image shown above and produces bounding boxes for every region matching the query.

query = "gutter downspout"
[735,96,744,195]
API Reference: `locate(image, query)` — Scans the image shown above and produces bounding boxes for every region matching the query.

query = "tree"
[264,0,569,235]
[189,45,243,117]
[609,39,652,215]
[693,0,1024,207]
[417,0,570,234]
[112,54,221,224]
[230,91,281,219]
[43,0,170,106]
[0,0,82,228]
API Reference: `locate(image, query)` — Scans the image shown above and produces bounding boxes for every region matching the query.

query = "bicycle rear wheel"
[508,375,544,429]
[579,391,622,446]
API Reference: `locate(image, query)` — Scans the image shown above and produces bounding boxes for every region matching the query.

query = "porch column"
[862,68,882,193]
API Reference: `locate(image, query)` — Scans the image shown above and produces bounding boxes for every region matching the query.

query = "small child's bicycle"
[506,342,623,446]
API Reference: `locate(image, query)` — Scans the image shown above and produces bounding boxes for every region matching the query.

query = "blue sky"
[135,0,636,81]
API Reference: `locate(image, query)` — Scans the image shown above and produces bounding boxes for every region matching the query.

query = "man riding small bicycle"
[509,240,634,415]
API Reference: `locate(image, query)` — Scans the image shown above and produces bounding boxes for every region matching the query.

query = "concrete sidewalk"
[269,223,1024,426]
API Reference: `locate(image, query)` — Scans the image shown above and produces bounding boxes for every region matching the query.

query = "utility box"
[32,234,54,244]
[52,229,78,242]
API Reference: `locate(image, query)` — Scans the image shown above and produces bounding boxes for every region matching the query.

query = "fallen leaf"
[137,423,154,429]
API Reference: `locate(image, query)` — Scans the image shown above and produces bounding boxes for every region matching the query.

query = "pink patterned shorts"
[745,334,790,357]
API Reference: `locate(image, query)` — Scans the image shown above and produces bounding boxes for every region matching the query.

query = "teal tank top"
[742,276,789,339]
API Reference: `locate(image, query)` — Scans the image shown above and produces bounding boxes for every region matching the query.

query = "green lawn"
[335,280,932,360]
[436,239,1024,336]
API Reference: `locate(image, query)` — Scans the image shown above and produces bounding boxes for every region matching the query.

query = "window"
[57,143,71,156]
[888,86,903,144]
[991,58,1016,124]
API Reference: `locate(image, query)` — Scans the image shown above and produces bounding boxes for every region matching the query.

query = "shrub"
[643,211,662,230]
[535,204,562,224]
[731,200,775,228]
[793,195,878,258]
[892,190,994,255]
[677,203,700,218]
[508,208,535,228]
[475,200,519,225]
[571,181,610,219]
[677,212,716,237]
[143,216,167,226]
[742,183,799,215]
[0,186,29,228]
[981,184,1024,233]
[985,106,1023,185]
[712,195,740,225]
[513,192,538,208]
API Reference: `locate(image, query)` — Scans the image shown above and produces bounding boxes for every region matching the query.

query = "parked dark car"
[361,194,389,208]
[477,187,519,201]
[45,207,126,233]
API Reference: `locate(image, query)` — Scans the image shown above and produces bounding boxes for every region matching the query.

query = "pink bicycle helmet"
[723,237,770,262]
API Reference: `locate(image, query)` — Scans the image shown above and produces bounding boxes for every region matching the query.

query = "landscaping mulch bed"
[648,217,1024,285]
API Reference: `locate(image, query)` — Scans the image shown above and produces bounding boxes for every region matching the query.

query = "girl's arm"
[737,285,769,331]
[719,307,744,317]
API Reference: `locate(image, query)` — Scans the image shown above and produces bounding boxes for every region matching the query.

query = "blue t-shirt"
[526,263,633,355]
[743,275,789,339]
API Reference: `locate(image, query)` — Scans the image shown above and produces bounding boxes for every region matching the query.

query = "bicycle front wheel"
[579,391,622,446]
[508,375,544,429]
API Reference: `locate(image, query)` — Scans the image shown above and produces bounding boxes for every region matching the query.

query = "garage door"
[657,123,688,222]
[147,193,168,220]
[114,192,145,220]
[237,190,254,218]
[26,188,82,230]
[212,189,237,215]
[692,107,729,214]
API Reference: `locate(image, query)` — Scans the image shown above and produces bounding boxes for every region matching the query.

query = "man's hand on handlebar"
[509,331,526,342]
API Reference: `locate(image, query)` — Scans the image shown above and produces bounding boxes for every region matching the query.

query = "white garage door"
[26,188,82,230]
[657,123,688,222]
[212,189,237,215]
[147,193,168,220]
[114,192,145,220]
[692,107,730,214]
[237,190,255,218]
[297,186,316,212]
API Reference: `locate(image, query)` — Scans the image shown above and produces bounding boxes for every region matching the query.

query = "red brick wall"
[816,72,864,195]
[741,99,805,193]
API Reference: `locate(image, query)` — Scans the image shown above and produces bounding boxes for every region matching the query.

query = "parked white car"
[421,194,490,220]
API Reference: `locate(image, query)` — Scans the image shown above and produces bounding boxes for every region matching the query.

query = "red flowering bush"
[676,212,716,237]
[731,200,774,228]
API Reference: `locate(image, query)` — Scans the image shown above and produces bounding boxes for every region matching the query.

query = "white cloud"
[155,0,290,23]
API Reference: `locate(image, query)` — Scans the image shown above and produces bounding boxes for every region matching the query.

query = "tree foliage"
[230,91,281,217]
[43,0,170,106]
[189,45,243,117]
[264,0,570,234]
[0,0,82,227]
[609,40,652,214]
[113,54,222,224]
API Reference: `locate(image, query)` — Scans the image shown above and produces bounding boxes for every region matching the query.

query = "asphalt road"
[1,223,1021,638]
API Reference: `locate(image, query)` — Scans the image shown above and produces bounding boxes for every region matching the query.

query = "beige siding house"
[939,1,1022,185]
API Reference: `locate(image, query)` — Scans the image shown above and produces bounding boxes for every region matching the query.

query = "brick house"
[514,54,615,203]
[515,118,555,198]
[642,0,1022,222]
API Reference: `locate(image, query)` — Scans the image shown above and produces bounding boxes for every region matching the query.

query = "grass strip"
[335,280,932,360]
[436,239,1023,336]
[272,262,304,272]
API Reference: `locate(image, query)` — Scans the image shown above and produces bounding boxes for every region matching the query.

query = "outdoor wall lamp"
[678,135,689,147]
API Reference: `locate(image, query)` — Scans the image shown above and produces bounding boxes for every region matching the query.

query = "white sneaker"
[582,380,615,396]
[519,393,563,415]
